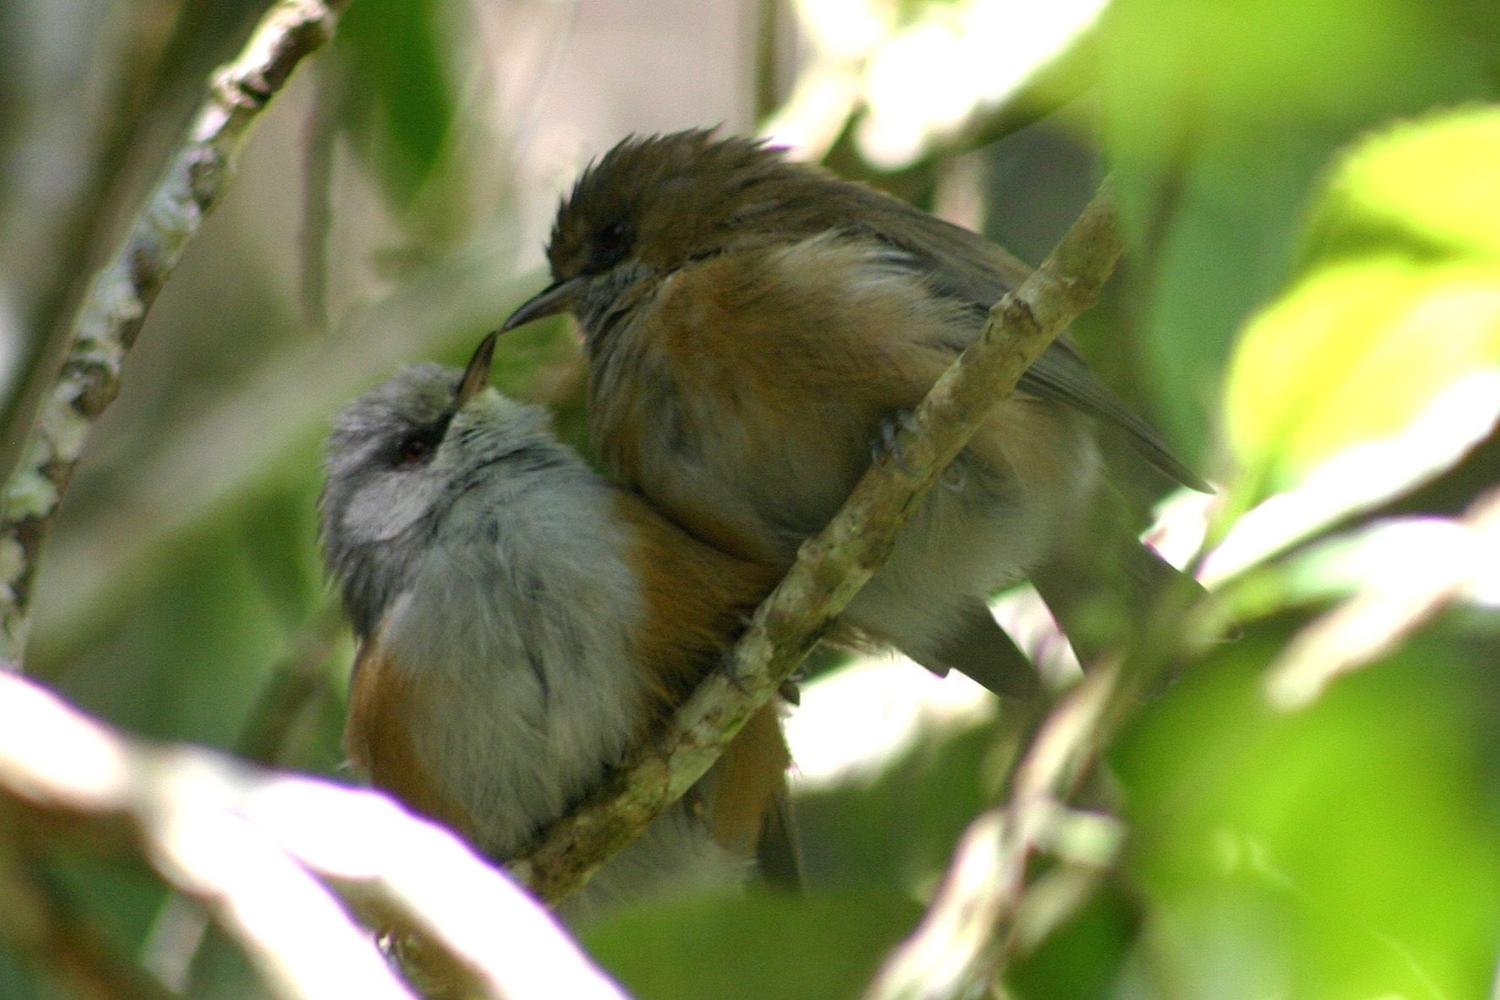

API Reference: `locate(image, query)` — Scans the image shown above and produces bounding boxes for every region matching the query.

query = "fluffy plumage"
[319,350,793,922]
[504,129,1206,691]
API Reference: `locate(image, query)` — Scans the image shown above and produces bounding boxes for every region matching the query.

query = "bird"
[499,128,1208,696]
[318,332,798,923]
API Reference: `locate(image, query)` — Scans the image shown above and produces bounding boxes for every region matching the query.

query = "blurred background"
[1,0,1498,997]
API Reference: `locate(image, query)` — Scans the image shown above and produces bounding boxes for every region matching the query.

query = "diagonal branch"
[0,0,350,667]
[510,179,1125,902]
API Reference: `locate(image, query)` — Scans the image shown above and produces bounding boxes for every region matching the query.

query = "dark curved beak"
[456,330,498,409]
[500,276,584,332]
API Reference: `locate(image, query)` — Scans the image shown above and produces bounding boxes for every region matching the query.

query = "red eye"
[394,416,451,466]
[398,436,433,465]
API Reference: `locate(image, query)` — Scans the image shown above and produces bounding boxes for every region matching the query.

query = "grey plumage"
[320,363,793,922]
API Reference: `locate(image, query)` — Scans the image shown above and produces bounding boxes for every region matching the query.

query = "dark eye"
[586,220,634,273]
[393,415,451,467]
[397,435,434,465]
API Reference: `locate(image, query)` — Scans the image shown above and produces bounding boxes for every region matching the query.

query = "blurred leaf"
[38,473,330,751]
[1113,628,1500,999]
[1098,0,1498,463]
[581,890,920,1000]
[1225,108,1500,496]
[794,715,999,892]
[1299,105,1500,267]
[50,856,168,962]
[335,0,455,211]
[0,945,44,1000]
[1006,883,1138,1000]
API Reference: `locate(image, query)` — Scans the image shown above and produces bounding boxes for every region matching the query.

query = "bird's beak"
[500,276,584,332]
[456,330,498,409]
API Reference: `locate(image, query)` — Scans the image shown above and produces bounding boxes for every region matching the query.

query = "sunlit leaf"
[1114,636,1500,999]
[1227,259,1500,486]
[1300,105,1500,267]
[1224,108,1500,500]
[1098,0,1497,461]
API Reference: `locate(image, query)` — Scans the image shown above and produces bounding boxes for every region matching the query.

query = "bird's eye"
[393,423,445,466]
[397,436,433,465]
[586,220,634,272]
[599,220,631,251]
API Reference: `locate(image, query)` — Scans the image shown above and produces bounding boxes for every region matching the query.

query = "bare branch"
[0,0,351,666]
[511,181,1125,902]
[0,670,627,1000]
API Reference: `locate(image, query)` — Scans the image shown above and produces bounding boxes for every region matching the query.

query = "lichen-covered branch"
[511,181,1125,902]
[0,670,626,1000]
[0,0,350,666]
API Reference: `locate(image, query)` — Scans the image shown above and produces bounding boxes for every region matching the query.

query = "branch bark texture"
[0,0,350,666]
[512,180,1126,902]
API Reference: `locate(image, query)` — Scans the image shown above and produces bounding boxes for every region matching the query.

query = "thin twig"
[0,670,627,1000]
[299,58,340,329]
[511,180,1125,902]
[863,663,1119,999]
[0,0,186,485]
[867,521,1214,997]
[0,0,350,667]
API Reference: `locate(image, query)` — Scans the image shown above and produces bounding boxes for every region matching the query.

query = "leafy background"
[1,0,1497,997]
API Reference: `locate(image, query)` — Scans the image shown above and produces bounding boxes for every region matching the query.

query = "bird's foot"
[874,409,922,478]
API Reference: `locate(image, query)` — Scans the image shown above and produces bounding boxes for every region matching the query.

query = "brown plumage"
[611,489,794,868]
[503,129,1207,690]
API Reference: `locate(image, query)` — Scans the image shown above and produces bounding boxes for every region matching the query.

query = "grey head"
[319,333,552,637]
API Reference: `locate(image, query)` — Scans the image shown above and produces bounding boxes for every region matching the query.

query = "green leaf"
[1224,108,1500,497]
[1006,885,1139,1000]
[1114,631,1500,999]
[1300,104,1500,267]
[581,890,921,1000]
[335,0,456,210]
[1098,0,1498,463]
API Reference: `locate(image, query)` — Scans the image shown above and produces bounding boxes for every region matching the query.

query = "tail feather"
[1031,533,1204,668]
[756,788,804,892]
[920,599,1043,701]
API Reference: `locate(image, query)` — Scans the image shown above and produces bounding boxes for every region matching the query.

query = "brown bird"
[502,129,1207,697]
[320,334,797,922]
